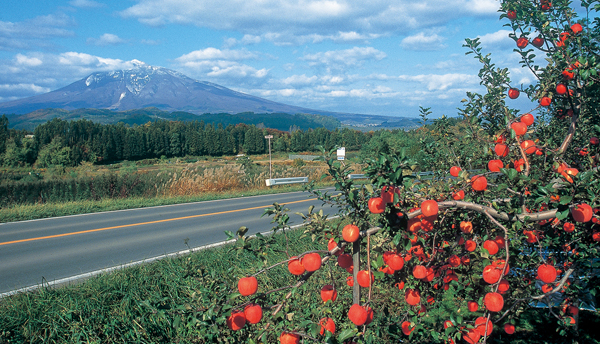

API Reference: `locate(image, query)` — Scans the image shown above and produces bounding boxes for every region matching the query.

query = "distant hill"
[0,60,421,130]
[0,61,316,115]
[4,108,341,131]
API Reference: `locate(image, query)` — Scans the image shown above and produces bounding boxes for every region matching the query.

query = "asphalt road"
[0,189,338,296]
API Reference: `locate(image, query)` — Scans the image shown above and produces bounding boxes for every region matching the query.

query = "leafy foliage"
[222,1,600,343]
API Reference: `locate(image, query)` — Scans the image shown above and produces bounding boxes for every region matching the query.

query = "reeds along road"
[0,189,336,296]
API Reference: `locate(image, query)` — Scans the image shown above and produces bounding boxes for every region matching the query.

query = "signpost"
[265,135,273,180]
[337,147,346,161]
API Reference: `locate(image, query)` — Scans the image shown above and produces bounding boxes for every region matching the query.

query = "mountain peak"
[130,59,147,68]
[0,63,316,115]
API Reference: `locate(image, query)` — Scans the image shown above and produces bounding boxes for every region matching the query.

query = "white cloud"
[467,0,500,14]
[141,39,160,45]
[0,14,75,50]
[302,47,387,68]
[69,0,104,8]
[119,0,499,42]
[87,33,126,46]
[206,63,269,79]
[476,29,513,49]
[15,54,43,67]
[509,66,535,86]
[400,73,479,91]
[401,32,447,51]
[223,35,262,48]
[321,75,346,84]
[0,83,50,94]
[281,74,318,87]
[174,48,269,86]
[176,48,258,63]
[0,52,137,99]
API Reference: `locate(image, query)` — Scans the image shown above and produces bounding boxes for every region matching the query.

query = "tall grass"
[161,163,334,196]
[0,160,352,223]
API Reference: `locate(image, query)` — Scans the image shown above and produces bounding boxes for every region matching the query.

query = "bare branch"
[557,107,579,155]
[407,200,557,222]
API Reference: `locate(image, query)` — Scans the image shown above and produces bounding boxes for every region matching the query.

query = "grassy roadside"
[0,225,327,343]
[0,224,598,343]
[0,183,329,223]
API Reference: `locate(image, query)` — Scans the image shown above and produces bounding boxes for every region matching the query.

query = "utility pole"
[265,135,273,180]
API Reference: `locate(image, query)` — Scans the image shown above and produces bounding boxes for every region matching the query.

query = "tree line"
[0,116,374,167]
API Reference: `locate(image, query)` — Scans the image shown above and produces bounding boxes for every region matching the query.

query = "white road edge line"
[0,216,339,299]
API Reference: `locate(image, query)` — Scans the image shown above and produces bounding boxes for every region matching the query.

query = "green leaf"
[338,328,356,342]
[560,196,573,205]
[556,209,570,220]
[309,323,319,337]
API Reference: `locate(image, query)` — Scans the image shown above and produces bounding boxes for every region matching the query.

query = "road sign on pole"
[337,147,346,160]
[265,135,273,180]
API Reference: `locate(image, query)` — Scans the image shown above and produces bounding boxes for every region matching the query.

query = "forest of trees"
[0,115,378,167]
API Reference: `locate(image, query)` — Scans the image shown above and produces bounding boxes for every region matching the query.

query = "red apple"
[571,23,583,34]
[504,323,515,334]
[521,140,537,155]
[452,190,465,200]
[540,97,552,106]
[368,197,385,214]
[540,0,552,11]
[516,37,528,49]
[520,113,534,125]
[532,36,544,47]
[508,88,520,99]
[562,69,575,80]
[468,301,478,312]
[320,284,338,303]
[511,122,527,136]
[488,159,504,172]
[494,143,509,157]
[450,166,461,177]
[571,203,593,222]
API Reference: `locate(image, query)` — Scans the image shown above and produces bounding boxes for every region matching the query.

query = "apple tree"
[224,1,600,343]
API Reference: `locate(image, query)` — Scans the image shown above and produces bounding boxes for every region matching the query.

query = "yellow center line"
[0,198,316,247]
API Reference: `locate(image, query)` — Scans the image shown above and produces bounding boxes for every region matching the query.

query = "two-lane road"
[0,190,338,295]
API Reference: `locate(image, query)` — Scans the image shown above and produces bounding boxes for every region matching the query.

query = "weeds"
[0,158,360,223]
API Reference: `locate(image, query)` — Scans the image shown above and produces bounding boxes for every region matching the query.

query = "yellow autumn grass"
[159,161,359,197]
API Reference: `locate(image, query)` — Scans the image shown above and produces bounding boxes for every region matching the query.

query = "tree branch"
[407,200,557,222]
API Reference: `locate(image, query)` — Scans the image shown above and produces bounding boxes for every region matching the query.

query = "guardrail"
[265,177,309,187]
[289,154,320,161]
[270,169,489,186]
[349,174,367,179]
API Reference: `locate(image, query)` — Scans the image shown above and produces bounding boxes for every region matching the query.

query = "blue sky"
[0,0,536,117]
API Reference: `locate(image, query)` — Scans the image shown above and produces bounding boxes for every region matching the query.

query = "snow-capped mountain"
[0,61,316,115]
